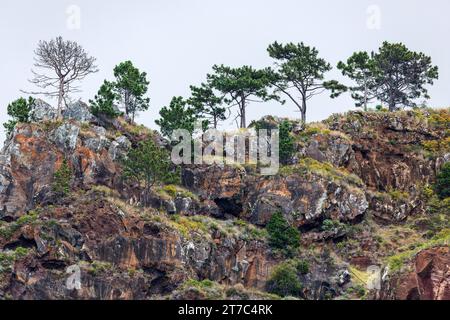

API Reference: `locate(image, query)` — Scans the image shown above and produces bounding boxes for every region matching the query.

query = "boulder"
[108,136,131,160]
[50,123,80,151]
[84,126,110,152]
[62,101,94,122]
[29,99,56,122]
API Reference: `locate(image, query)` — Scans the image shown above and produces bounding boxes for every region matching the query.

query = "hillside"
[0,100,448,300]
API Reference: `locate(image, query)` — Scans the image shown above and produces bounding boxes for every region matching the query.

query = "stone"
[51,123,80,151]
[84,126,110,152]
[29,99,57,122]
[108,136,131,160]
[62,100,94,122]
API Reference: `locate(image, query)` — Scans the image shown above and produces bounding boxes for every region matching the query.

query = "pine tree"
[155,96,198,138]
[267,42,345,126]
[52,159,73,197]
[113,61,150,122]
[207,65,277,128]
[188,83,226,129]
[90,80,121,118]
[266,211,300,253]
[3,97,34,134]
[122,139,179,204]
[370,42,439,111]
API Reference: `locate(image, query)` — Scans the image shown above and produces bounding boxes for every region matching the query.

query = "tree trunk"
[389,100,396,112]
[124,91,131,121]
[240,93,246,128]
[363,75,368,112]
[300,96,307,127]
[56,80,64,119]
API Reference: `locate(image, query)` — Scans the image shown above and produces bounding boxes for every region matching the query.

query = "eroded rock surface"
[0,105,449,300]
[381,247,450,300]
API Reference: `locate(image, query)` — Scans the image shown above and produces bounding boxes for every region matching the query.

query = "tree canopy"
[267,41,344,126]
[338,42,439,111]
[435,162,450,200]
[188,83,226,129]
[122,139,178,203]
[155,96,198,138]
[371,42,439,111]
[207,65,277,128]
[337,51,375,110]
[113,61,150,122]
[27,36,98,119]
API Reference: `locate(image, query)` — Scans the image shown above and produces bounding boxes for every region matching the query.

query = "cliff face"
[379,246,450,300]
[0,102,448,300]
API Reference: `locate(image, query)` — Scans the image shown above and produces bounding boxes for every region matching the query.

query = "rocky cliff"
[0,101,448,300]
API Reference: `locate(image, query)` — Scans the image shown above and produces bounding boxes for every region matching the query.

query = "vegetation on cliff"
[0,36,448,301]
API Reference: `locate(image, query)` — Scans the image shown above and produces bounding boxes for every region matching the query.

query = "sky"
[0,0,449,142]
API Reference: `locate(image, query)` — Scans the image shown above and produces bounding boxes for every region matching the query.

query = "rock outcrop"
[381,247,450,300]
[0,104,448,300]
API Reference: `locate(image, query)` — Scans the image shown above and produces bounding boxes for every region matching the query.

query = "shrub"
[52,159,73,197]
[296,260,310,275]
[3,97,34,134]
[89,80,122,118]
[162,184,178,197]
[266,211,300,254]
[87,261,113,276]
[122,139,180,204]
[279,120,295,165]
[251,119,296,165]
[182,279,224,299]
[435,162,450,199]
[266,261,302,297]
[321,219,347,233]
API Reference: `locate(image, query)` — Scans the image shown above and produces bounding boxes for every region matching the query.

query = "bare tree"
[24,36,98,119]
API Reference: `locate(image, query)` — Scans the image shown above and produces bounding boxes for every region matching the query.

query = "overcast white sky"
[1,0,449,142]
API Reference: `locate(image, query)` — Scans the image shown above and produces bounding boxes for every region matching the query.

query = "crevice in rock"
[3,236,36,251]
[41,260,67,270]
[214,198,242,216]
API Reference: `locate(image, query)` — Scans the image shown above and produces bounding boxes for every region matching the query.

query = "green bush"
[3,97,34,134]
[266,211,300,254]
[435,162,450,199]
[321,219,347,233]
[90,80,122,118]
[279,120,295,165]
[266,261,302,297]
[122,140,180,204]
[252,119,295,165]
[52,159,73,196]
[296,260,310,275]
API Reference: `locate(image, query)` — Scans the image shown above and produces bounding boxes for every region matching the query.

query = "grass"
[120,119,154,138]
[0,211,40,240]
[279,157,364,187]
[180,279,280,300]
[41,120,64,133]
[169,215,210,237]
[387,189,410,201]
[181,279,225,299]
[422,137,450,154]
[386,228,450,273]
[0,247,30,274]
[91,185,120,198]
[156,185,198,201]
[349,265,370,285]
[87,261,113,276]
[167,215,267,241]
